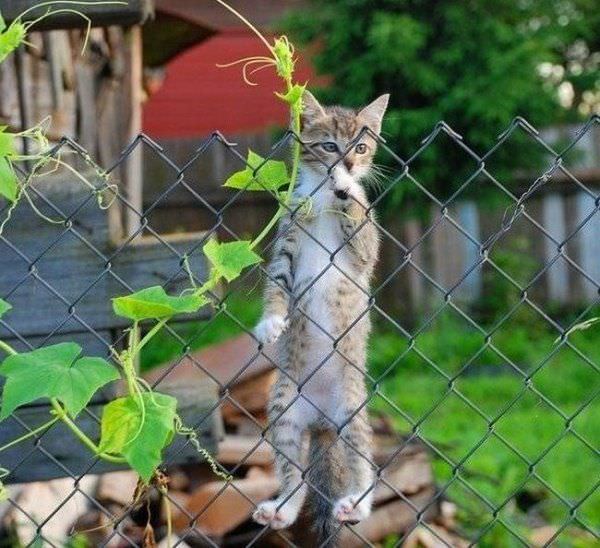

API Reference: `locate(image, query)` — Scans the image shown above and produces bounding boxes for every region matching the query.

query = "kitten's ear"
[358,94,390,134]
[301,90,326,127]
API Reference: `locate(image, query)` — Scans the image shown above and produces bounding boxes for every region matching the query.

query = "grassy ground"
[142,297,599,546]
[369,311,599,546]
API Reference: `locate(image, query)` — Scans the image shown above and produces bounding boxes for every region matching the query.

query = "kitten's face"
[300,92,389,185]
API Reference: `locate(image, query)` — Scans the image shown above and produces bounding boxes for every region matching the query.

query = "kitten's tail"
[304,428,343,547]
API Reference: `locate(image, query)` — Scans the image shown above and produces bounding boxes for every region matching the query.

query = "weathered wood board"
[1,0,153,30]
[0,178,212,340]
[0,176,222,483]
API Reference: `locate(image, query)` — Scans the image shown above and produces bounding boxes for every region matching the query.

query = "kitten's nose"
[343,158,354,172]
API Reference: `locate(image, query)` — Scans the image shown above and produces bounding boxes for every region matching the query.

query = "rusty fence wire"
[0,115,599,548]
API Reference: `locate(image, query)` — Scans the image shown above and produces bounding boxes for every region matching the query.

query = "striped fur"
[253,92,388,542]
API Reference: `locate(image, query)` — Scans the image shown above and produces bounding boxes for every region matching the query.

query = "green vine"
[0,2,305,541]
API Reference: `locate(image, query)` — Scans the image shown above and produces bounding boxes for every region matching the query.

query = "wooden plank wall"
[0,177,211,342]
[0,27,145,235]
[1,1,152,29]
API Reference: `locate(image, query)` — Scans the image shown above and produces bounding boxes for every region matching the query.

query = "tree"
[284,0,600,207]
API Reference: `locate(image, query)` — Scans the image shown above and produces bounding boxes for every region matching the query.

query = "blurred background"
[0,0,599,546]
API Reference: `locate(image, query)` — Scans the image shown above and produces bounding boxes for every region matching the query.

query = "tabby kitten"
[252,91,388,537]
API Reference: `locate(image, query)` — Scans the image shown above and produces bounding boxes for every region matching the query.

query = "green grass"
[370,312,600,546]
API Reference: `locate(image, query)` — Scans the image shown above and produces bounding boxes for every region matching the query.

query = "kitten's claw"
[333,494,371,523]
[253,500,296,529]
[254,315,288,345]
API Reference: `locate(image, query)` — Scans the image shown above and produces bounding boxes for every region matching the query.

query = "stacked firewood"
[169,364,447,547]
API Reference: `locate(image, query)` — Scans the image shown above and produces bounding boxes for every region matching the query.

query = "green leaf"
[0,22,26,63]
[0,157,17,202]
[0,299,11,319]
[99,392,177,482]
[0,343,120,419]
[203,239,262,282]
[112,286,208,321]
[0,13,6,33]
[276,83,306,105]
[224,150,288,191]
[0,127,15,157]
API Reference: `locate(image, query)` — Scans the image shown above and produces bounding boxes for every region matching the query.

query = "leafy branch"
[0,3,305,535]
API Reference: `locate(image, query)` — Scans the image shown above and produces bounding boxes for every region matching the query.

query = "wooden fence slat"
[574,191,600,300]
[542,193,569,303]
[0,181,212,339]
[1,1,152,30]
[456,200,482,301]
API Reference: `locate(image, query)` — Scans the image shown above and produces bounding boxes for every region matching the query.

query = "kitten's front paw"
[333,494,371,523]
[253,500,297,529]
[254,315,288,345]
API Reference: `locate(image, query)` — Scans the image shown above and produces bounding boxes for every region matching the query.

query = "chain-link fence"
[0,116,599,547]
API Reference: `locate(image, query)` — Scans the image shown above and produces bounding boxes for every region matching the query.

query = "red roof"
[142,30,318,138]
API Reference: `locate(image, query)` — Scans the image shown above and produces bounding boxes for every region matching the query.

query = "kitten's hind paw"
[253,500,297,529]
[254,315,288,345]
[333,494,371,524]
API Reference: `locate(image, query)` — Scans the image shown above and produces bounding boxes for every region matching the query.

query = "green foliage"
[273,35,295,80]
[0,16,26,63]
[224,150,289,192]
[99,392,177,481]
[203,239,262,282]
[284,0,600,206]
[0,158,17,202]
[0,298,11,318]
[0,126,17,202]
[276,83,306,105]
[0,0,303,497]
[112,286,208,321]
[0,126,15,157]
[0,343,119,419]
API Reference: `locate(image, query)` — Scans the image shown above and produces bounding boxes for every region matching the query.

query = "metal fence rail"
[0,115,599,547]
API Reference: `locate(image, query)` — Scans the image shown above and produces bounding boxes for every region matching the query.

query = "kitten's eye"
[321,142,339,153]
[355,143,368,154]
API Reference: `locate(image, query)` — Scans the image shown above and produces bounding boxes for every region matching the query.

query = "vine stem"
[0,340,17,356]
[0,417,59,453]
[251,83,302,249]
[135,317,169,357]
[211,0,273,52]
[49,399,126,464]
[159,485,173,548]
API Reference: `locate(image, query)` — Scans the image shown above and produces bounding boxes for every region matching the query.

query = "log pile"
[0,335,465,546]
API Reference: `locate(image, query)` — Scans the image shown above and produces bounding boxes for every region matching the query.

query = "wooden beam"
[1,0,153,30]
[0,178,212,340]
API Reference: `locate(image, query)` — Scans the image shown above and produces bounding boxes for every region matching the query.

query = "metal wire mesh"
[0,115,599,547]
